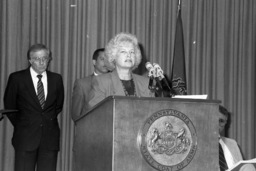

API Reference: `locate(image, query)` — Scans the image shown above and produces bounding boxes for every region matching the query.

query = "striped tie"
[219,143,228,171]
[37,75,45,109]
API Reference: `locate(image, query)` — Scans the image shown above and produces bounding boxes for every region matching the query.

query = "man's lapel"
[44,71,53,108]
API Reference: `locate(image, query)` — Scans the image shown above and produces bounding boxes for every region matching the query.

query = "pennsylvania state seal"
[138,109,197,171]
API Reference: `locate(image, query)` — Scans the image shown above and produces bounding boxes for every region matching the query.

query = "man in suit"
[4,44,64,171]
[71,48,111,171]
[219,105,255,171]
[71,48,110,121]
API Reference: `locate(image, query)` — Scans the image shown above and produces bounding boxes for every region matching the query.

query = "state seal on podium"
[138,109,197,171]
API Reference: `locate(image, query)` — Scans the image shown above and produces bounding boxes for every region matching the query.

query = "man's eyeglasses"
[31,56,50,62]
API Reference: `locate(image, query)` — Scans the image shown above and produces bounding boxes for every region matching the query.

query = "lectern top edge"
[108,96,221,103]
[74,96,221,123]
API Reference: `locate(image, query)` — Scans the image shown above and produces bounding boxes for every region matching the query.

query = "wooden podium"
[73,96,220,171]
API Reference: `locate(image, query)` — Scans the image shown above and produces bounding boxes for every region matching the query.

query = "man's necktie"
[37,75,45,109]
[219,143,228,171]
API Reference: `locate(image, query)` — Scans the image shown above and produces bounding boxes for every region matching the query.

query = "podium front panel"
[75,97,220,171]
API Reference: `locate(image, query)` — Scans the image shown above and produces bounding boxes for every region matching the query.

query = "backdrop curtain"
[0,0,255,170]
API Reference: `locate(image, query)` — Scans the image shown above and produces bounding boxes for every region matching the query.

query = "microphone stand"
[148,77,163,97]
[148,76,155,91]
[160,78,175,97]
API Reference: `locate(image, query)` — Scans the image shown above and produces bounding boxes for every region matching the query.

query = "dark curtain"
[0,0,255,170]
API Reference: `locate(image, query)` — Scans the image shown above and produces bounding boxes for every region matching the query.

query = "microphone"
[151,63,163,90]
[145,62,156,90]
[153,63,165,79]
[153,63,173,95]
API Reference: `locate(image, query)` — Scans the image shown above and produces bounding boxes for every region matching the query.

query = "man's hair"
[219,105,230,118]
[27,44,52,60]
[219,105,232,135]
[92,48,105,60]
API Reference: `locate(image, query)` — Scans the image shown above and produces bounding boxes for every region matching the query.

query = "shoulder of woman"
[92,72,113,84]
[98,72,112,79]
[132,73,149,81]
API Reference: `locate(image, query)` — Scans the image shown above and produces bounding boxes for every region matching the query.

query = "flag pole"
[178,0,181,14]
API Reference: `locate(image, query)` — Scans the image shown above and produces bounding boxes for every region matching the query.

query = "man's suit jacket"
[221,137,256,171]
[221,137,243,163]
[71,75,93,121]
[4,68,64,151]
[88,70,155,107]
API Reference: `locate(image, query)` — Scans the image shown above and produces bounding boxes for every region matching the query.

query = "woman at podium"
[88,32,154,107]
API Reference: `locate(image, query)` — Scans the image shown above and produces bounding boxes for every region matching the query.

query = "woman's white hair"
[105,32,142,70]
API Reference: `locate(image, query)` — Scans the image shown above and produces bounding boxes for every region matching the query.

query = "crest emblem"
[138,109,197,171]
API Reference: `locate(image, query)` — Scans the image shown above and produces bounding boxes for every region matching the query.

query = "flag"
[171,5,187,95]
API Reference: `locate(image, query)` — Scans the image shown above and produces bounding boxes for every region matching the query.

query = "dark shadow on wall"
[133,43,148,76]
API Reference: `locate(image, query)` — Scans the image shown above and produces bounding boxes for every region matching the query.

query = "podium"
[0,109,18,121]
[74,96,220,171]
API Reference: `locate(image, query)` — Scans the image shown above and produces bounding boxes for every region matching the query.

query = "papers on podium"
[0,109,18,114]
[0,109,18,121]
[172,94,208,99]
[227,158,256,171]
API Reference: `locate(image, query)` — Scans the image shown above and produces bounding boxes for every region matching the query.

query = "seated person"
[219,105,255,171]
